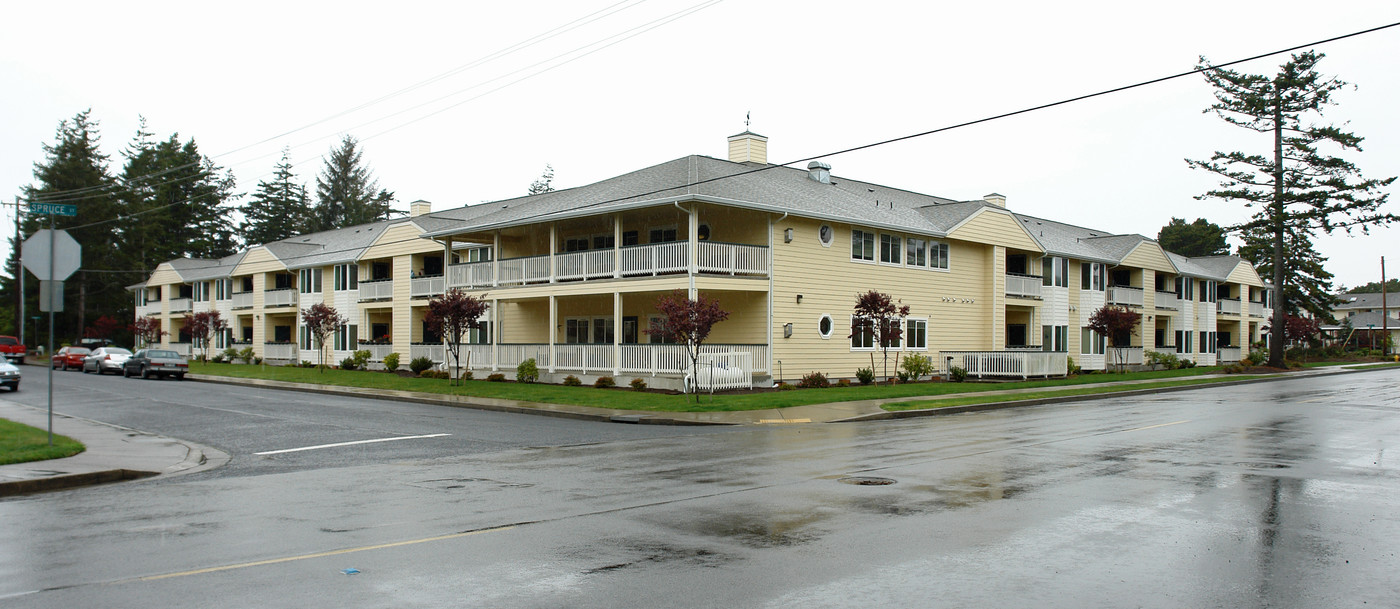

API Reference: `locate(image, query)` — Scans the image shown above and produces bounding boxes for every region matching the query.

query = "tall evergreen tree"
[1187,51,1396,366]
[3,110,122,341]
[312,135,395,231]
[118,130,240,266]
[1156,217,1228,257]
[241,148,311,245]
[1237,223,1336,320]
[527,164,555,195]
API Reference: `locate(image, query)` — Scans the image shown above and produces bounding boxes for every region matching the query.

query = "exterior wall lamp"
[783,228,794,243]
[783,323,793,338]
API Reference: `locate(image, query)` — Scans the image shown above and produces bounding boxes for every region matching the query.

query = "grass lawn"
[1343,362,1400,370]
[884,376,1279,411]
[0,419,84,465]
[190,361,1260,413]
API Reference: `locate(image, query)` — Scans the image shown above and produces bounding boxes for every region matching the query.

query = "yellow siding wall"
[360,222,436,260]
[1121,243,1175,273]
[1227,262,1264,287]
[769,216,995,377]
[499,300,549,343]
[148,265,183,286]
[949,209,1041,251]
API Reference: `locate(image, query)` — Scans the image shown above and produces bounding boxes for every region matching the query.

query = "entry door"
[1007,324,1027,348]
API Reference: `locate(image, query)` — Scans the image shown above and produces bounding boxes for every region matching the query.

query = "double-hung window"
[1081,262,1104,291]
[1042,257,1069,287]
[851,230,875,262]
[850,316,875,349]
[334,264,358,291]
[906,238,927,268]
[906,318,927,350]
[1081,328,1106,355]
[929,241,950,270]
[1043,325,1067,352]
[299,268,322,294]
[880,234,901,264]
[334,324,358,351]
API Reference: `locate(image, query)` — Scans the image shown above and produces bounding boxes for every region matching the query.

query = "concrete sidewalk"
[0,362,1388,497]
[0,401,229,497]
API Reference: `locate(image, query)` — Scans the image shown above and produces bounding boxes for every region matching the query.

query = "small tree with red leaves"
[182,311,229,363]
[851,290,910,383]
[1268,314,1321,363]
[84,315,125,341]
[425,289,491,385]
[648,290,730,400]
[131,316,167,349]
[1088,305,1142,372]
[302,302,347,372]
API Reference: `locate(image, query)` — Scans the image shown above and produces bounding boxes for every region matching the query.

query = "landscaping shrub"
[855,367,875,386]
[900,354,933,381]
[459,370,473,381]
[238,347,255,363]
[949,366,968,382]
[487,373,506,382]
[409,356,434,374]
[798,371,830,388]
[836,378,851,387]
[210,354,226,364]
[1221,363,1245,374]
[1245,349,1267,366]
[516,358,539,383]
[777,382,796,391]
[299,360,316,368]
[418,369,441,379]
[350,350,372,369]
[1066,356,1081,375]
[252,356,263,365]
[563,375,582,387]
[340,357,359,371]
[222,347,240,361]
[1145,351,1181,371]
[593,376,616,388]
[382,352,400,372]
[629,377,647,391]
[896,371,912,383]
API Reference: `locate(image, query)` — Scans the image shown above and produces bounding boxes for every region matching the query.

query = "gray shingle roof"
[1335,292,1400,310]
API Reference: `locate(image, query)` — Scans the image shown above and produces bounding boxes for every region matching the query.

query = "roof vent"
[410,200,432,217]
[983,193,1007,207]
[808,161,832,184]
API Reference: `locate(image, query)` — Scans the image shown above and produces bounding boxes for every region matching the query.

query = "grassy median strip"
[0,419,85,465]
[883,376,1281,412]
[1343,362,1400,370]
[189,362,1262,413]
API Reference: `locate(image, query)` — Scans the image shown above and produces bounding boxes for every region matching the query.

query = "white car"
[0,360,20,391]
[82,347,133,375]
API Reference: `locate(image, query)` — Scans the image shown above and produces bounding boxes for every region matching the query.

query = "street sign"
[38,281,63,313]
[22,229,82,281]
[28,202,77,216]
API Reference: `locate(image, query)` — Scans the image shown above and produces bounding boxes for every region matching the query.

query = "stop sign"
[23,229,81,280]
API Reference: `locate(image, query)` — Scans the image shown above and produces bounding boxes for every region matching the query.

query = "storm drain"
[838,476,896,486]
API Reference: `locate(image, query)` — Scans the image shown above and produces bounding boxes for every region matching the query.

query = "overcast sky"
[3,1,1397,290]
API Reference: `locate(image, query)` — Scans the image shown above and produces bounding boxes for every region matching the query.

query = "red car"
[51,346,91,371]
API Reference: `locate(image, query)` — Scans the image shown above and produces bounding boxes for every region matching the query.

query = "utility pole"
[1383,256,1389,355]
[13,199,22,346]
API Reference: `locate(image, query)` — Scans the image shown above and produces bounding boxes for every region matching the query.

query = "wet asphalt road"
[2,368,1398,608]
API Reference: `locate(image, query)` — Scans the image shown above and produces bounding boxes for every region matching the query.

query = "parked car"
[0,335,25,364]
[51,346,91,371]
[82,347,133,375]
[0,360,19,391]
[122,349,188,380]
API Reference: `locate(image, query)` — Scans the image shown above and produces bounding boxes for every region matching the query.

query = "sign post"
[21,208,81,445]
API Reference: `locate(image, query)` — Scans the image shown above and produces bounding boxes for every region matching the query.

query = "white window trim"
[851,229,876,264]
[849,315,876,351]
[905,317,928,351]
[928,240,951,272]
[817,314,833,340]
[818,224,834,248]
[879,233,903,267]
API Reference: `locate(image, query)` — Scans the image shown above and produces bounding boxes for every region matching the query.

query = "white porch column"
[613,214,622,279]
[613,291,622,376]
[687,204,698,299]
[442,236,452,291]
[491,231,500,288]
[490,298,499,371]
[548,295,557,374]
[549,223,557,284]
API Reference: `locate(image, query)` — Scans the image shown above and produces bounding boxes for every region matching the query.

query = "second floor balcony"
[1249,301,1266,317]
[359,278,394,302]
[264,288,298,308]
[411,274,446,298]
[1155,291,1179,310]
[1106,285,1144,307]
[231,291,254,310]
[1218,297,1242,315]
[447,240,768,290]
[1005,273,1042,299]
[168,297,193,314]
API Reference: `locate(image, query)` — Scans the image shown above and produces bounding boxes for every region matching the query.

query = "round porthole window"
[818,314,833,339]
[818,225,834,247]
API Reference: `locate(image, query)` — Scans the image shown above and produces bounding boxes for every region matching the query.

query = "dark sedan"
[122,349,188,380]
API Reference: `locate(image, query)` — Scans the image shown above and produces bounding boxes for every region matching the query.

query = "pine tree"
[4,110,122,341]
[1237,222,1336,320]
[241,148,311,245]
[527,164,555,195]
[312,135,396,231]
[118,128,240,267]
[1187,51,1396,367]
[1156,217,1228,257]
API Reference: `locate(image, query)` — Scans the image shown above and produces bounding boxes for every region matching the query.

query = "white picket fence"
[939,350,1067,379]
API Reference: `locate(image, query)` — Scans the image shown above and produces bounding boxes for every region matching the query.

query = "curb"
[0,469,157,498]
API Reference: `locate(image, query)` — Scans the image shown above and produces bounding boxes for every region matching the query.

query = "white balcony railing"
[448,343,770,375]
[444,241,768,291]
[231,292,254,309]
[264,342,296,360]
[939,351,1067,379]
[498,255,551,286]
[264,288,298,308]
[168,297,193,313]
[410,343,446,364]
[1106,346,1144,366]
[1249,301,1265,317]
[697,241,768,275]
[1218,298,1242,315]
[1219,346,1242,363]
[356,343,395,361]
[556,250,615,281]
[169,342,192,357]
[411,275,445,298]
[1005,274,1043,299]
[1106,285,1144,307]
[1155,291,1179,310]
[358,279,394,301]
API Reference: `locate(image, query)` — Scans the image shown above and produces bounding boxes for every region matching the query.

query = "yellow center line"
[140,525,516,581]
[1124,420,1191,433]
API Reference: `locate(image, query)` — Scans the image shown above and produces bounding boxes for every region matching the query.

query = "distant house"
[133,131,1273,387]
